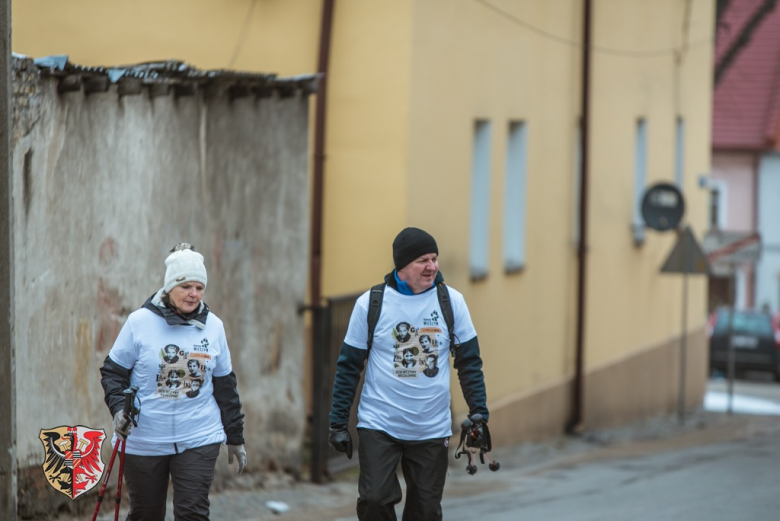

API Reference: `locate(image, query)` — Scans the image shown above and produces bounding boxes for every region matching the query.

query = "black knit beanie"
[393,227,438,271]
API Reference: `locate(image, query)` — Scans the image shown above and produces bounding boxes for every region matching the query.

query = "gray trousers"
[122,443,221,521]
[357,428,450,521]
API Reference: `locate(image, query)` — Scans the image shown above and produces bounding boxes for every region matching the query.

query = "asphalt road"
[437,414,780,521]
[436,376,780,521]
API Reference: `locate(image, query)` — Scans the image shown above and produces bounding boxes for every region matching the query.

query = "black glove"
[328,424,353,459]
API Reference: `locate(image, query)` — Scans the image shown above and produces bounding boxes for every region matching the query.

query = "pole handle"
[120,386,139,432]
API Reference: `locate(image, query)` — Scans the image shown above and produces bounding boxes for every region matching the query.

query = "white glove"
[228,444,247,474]
[113,411,132,439]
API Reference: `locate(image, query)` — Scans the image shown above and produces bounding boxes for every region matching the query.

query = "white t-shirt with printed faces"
[344,284,477,440]
[108,307,232,455]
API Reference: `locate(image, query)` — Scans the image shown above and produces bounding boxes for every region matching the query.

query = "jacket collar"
[143,288,210,329]
[383,270,444,294]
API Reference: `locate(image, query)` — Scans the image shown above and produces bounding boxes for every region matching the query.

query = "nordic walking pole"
[91,440,120,521]
[114,438,127,521]
[92,386,138,521]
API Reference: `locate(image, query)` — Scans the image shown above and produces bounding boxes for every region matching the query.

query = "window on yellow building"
[633,118,647,245]
[675,116,685,189]
[470,120,492,280]
[504,121,527,273]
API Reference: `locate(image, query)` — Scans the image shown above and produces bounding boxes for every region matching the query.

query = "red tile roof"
[713,0,780,151]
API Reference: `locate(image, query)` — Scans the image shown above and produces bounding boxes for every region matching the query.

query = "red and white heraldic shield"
[39,425,106,500]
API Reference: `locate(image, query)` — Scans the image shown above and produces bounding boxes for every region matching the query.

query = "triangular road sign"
[661,226,710,274]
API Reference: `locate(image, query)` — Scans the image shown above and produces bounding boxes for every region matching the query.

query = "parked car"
[708,308,780,381]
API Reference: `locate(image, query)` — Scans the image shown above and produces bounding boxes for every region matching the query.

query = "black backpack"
[366,282,457,355]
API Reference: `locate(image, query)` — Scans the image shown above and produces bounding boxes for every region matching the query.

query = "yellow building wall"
[585,0,712,370]
[398,0,714,424]
[13,0,320,75]
[405,0,582,411]
[320,0,415,295]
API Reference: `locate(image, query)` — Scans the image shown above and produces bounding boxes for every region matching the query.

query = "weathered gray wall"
[11,59,310,516]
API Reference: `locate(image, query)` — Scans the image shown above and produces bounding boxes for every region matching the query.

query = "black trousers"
[121,443,221,521]
[357,428,450,521]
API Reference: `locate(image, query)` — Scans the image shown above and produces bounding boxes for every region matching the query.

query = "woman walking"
[100,243,246,520]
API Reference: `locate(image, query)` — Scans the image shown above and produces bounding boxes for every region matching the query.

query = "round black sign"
[641,182,685,231]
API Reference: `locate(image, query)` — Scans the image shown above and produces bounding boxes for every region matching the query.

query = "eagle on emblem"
[39,426,106,499]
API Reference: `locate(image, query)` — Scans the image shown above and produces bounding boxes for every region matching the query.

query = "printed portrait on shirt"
[393,323,442,379]
[156,342,213,399]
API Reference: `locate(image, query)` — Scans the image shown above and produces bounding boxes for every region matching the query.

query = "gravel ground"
[58,406,764,521]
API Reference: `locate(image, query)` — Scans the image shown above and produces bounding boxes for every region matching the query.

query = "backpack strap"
[436,282,458,355]
[366,283,386,353]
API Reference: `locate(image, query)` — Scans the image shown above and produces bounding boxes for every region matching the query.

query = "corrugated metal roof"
[25,54,319,99]
[713,0,780,151]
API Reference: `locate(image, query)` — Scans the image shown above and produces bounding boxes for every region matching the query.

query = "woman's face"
[404,350,414,362]
[169,282,205,314]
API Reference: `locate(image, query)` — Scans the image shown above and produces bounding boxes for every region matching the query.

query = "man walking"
[329,227,489,520]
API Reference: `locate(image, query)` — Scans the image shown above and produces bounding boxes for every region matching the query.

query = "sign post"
[642,182,706,424]
[659,226,709,424]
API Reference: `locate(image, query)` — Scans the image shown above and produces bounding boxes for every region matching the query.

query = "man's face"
[398,324,409,336]
[426,356,436,369]
[397,253,438,294]
[420,336,430,349]
[188,360,198,371]
[166,346,177,357]
[191,380,201,391]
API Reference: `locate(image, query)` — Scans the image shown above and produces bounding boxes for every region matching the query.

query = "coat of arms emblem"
[39,426,106,499]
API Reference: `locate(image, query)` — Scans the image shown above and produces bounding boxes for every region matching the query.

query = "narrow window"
[709,188,720,229]
[470,120,492,280]
[706,178,727,229]
[675,117,685,189]
[633,118,647,245]
[504,121,527,273]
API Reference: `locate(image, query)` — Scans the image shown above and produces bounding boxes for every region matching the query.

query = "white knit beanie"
[164,247,208,293]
